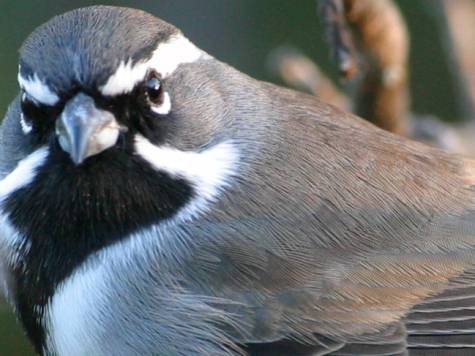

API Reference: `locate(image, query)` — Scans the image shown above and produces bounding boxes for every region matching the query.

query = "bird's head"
[1,6,241,279]
[0,7,245,350]
[17,6,227,164]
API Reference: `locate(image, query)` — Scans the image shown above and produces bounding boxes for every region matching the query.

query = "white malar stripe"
[100,34,208,97]
[134,135,239,222]
[18,72,60,106]
[0,147,49,200]
[46,137,239,355]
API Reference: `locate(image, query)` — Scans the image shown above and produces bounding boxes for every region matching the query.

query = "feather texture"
[2,6,475,355]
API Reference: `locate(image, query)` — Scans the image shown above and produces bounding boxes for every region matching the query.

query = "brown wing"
[177,94,475,354]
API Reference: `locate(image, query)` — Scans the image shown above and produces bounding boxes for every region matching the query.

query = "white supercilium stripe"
[100,34,209,97]
[17,72,60,106]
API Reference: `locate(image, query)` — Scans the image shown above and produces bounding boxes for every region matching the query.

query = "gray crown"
[19,6,178,94]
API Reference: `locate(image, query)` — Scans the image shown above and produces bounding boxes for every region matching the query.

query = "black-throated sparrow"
[2,6,475,356]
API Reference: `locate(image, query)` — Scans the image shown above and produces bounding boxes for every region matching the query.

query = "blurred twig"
[343,0,410,135]
[319,0,410,135]
[319,0,358,79]
[272,0,410,135]
[270,0,475,156]
[269,47,349,109]
[408,0,475,156]
[443,0,475,120]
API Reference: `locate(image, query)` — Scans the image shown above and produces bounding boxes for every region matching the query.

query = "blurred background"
[0,0,474,354]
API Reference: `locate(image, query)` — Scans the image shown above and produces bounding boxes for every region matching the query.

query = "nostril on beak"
[56,93,120,165]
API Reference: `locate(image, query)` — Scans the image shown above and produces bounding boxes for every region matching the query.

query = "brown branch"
[319,0,358,79]
[343,0,410,135]
[269,47,349,109]
[320,0,410,135]
[443,0,475,120]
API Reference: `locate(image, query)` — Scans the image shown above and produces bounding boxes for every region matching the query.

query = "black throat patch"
[3,140,193,352]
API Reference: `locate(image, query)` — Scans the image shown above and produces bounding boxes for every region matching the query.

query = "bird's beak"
[56,93,121,165]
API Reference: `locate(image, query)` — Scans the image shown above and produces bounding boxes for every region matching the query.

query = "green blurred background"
[0,1,472,354]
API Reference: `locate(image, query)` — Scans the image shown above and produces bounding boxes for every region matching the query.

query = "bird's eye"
[144,73,164,105]
[139,71,171,116]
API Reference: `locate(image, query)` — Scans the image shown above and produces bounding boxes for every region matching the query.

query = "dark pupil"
[146,78,162,103]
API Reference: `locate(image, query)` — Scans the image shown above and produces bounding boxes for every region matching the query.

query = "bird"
[2,5,475,356]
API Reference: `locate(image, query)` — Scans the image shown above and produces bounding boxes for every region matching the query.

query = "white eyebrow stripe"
[17,72,60,106]
[100,34,209,97]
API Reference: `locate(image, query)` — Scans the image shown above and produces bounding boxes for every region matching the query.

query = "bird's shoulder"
[0,97,34,179]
